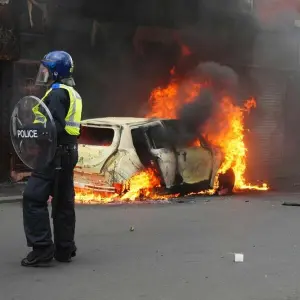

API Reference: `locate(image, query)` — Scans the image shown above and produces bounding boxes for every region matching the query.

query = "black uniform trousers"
[22,145,78,252]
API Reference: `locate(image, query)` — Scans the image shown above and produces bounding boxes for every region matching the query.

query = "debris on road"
[130,226,135,232]
[234,253,244,262]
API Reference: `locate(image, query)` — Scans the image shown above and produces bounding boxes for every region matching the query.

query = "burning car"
[74,117,235,200]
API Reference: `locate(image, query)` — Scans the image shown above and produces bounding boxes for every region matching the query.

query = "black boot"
[54,245,77,263]
[21,246,54,267]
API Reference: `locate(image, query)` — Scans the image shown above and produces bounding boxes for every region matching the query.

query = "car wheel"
[217,168,235,195]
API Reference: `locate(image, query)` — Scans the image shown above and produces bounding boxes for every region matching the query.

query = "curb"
[0,196,23,204]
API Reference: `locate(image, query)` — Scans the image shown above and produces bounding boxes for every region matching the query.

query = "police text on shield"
[17,129,38,139]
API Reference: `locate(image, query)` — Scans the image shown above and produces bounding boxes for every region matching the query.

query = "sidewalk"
[0,182,25,203]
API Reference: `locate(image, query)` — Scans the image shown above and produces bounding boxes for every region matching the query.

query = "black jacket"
[43,85,78,145]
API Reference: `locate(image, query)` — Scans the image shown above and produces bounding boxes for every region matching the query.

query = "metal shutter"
[249,68,286,180]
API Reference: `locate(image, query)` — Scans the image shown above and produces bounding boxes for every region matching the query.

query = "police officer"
[21,51,83,267]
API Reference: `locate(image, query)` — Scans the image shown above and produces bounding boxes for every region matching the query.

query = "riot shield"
[10,95,57,170]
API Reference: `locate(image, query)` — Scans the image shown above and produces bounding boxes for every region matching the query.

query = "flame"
[205,97,267,191]
[75,168,177,204]
[120,168,161,201]
[145,73,268,192]
[75,67,268,204]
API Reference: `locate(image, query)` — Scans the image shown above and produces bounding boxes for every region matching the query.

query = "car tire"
[217,168,235,195]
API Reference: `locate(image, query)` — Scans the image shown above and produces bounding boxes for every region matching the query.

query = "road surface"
[1,193,300,300]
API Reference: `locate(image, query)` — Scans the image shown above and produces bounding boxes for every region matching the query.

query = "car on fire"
[74,117,235,197]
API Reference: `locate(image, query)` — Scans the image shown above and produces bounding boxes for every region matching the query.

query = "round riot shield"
[10,95,57,170]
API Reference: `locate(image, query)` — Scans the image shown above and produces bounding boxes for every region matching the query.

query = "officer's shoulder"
[49,86,69,98]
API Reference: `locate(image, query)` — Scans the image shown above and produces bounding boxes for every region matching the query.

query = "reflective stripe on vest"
[65,121,81,128]
[32,83,82,136]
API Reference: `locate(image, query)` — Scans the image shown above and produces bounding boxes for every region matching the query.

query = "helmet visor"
[35,64,50,86]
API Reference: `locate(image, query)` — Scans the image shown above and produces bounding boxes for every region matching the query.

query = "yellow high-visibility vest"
[32,83,82,136]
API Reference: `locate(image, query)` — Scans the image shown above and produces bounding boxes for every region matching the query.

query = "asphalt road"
[1,193,300,300]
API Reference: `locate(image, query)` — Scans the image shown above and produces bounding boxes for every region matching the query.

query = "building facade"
[0,0,300,185]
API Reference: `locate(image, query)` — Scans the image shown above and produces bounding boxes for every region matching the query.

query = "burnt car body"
[74,117,234,195]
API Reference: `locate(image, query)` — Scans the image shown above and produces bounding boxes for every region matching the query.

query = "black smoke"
[190,62,238,97]
[14,0,259,120]
[176,88,215,144]
[171,61,240,146]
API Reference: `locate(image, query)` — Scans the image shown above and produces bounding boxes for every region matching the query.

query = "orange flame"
[146,74,268,192]
[75,168,176,204]
[120,168,161,201]
[75,67,268,204]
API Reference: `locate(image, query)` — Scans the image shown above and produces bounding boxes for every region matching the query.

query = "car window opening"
[146,125,169,149]
[131,128,155,169]
[162,120,203,148]
[79,126,114,146]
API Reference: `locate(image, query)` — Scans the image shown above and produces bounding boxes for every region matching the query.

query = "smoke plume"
[173,61,240,146]
[191,62,239,97]
[177,88,215,144]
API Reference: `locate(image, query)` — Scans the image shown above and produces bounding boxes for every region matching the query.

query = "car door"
[143,121,177,189]
[176,136,214,185]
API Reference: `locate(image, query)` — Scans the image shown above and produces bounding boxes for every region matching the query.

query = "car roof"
[81,117,174,126]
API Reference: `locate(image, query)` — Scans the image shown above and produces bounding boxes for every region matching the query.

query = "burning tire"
[217,168,235,195]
